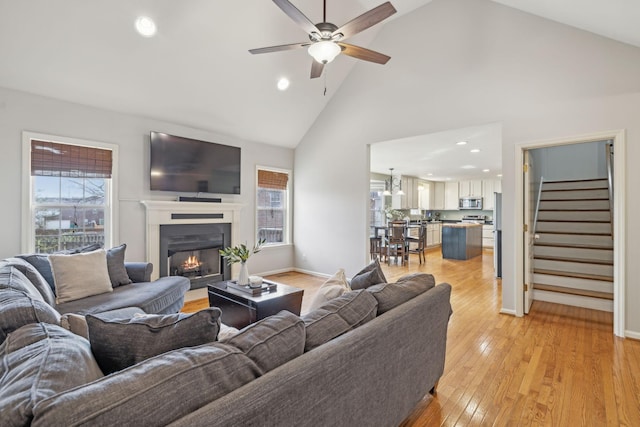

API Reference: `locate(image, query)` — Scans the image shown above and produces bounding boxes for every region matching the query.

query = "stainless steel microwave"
[459,197,483,210]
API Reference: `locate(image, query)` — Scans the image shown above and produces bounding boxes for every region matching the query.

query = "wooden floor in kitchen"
[183,248,640,426]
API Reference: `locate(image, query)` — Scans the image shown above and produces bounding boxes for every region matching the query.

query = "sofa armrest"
[125,262,153,283]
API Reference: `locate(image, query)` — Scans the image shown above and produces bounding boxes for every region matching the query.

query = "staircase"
[533,178,614,311]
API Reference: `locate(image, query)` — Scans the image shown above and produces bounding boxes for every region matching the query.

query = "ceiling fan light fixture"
[135,16,157,37]
[308,41,341,64]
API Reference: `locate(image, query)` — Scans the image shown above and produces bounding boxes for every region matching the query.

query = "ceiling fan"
[249,0,397,79]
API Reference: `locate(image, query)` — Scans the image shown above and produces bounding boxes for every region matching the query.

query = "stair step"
[537,210,611,221]
[533,245,613,262]
[542,179,609,191]
[538,200,611,210]
[533,272,613,293]
[536,221,611,234]
[534,233,613,248]
[533,268,613,282]
[540,189,609,200]
[534,255,612,266]
[534,259,613,277]
[533,284,613,300]
[534,241,613,250]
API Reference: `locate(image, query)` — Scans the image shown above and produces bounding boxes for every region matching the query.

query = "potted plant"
[219,239,265,287]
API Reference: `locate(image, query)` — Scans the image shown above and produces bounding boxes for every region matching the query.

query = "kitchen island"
[441,223,482,260]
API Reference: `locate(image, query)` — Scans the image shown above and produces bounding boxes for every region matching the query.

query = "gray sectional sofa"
[0,257,452,427]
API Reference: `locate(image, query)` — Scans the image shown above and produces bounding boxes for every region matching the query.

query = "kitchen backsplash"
[402,209,493,221]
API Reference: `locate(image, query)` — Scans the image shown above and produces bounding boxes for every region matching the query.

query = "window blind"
[257,169,288,190]
[31,140,113,178]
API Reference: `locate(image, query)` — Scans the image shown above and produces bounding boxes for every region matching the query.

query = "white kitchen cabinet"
[426,222,442,247]
[418,180,433,210]
[444,181,459,210]
[482,224,494,248]
[459,180,482,197]
[433,182,445,210]
[482,179,502,210]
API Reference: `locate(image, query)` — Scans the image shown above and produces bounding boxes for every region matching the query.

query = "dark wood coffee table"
[207,280,304,329]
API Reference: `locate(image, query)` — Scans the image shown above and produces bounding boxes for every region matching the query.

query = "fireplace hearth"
[159,223,231,289]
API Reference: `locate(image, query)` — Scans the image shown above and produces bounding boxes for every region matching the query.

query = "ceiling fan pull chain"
[324,68,328,96]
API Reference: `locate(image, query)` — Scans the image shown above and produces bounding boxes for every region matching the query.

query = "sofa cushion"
[349,259,387,290]
[0,267,60,343]
[106,244,132,288]
[2,257,56,306]
[32,342,261,427]
[366,273,436,315]
[86,307,222,374]
[302,289,378,352]
[49,249,113,304]
[223,310,305,373]
[55,275,190,315]
[0,323,104,426]
[307,268,351,312]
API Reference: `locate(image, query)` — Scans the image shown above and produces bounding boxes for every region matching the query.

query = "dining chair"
[408,224,427,264]
[386,221,407,266]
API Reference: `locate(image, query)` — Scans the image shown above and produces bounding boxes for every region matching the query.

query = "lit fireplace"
[159,223,231,290]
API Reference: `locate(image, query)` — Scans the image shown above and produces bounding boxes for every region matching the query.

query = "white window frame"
[21,131,119,252]
[255,165,291,247]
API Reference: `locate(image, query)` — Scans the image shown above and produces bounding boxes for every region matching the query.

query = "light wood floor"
[183,248,640,426]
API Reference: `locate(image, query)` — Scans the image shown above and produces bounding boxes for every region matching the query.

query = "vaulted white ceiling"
[0,0,638,150]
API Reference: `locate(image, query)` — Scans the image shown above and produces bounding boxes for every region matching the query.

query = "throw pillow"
[106,244,132,287]
[307,268,351,312]
[61,307,146,340]
[349,259,387,290]
[223,310,305,374]
[86,307,222,374]
[49,249,113,304]
[0,323,104,427]
[16,254,56,294]
[32,343,260,426]
[366,273,436,315]
[302,290,378,352]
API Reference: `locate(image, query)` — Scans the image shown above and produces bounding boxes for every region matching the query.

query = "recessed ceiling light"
[456,141,467,145]
[277,77,290,91]
[483,169,490,173]
[461,165,476,169]
[135,16,157,37]
[497,174,503,177]
[427,173,433,176]
[470,149,480,153]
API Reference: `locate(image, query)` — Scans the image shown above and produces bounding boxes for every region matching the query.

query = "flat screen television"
[150,131,241,194]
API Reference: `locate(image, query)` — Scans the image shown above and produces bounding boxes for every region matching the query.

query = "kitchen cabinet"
[482,179,502,210]
[482,224,494,248]
[433,182,445,210]
[459,180,482,197]
[444,181,459,210]
[426,222,442,247]
[417,180,433,210]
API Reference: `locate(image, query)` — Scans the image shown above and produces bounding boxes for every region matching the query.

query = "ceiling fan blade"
[310,60,324,79]
[249,42,310,55]
[272,0,320,36]
[332,2,397,40]
[339,43,390,64]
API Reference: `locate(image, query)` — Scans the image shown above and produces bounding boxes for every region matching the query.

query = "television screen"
[150,132,241,194]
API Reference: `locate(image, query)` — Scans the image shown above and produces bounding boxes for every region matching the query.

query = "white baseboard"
[499,308,517,316]
[625,330,640,340]
[292,267,331,279]
[254,267,296,277]
[533,290,613,312]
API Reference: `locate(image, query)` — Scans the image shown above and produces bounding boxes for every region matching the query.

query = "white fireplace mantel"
[141,200,242,281]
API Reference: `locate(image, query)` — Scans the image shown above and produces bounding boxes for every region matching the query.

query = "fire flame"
[183,255,202,269]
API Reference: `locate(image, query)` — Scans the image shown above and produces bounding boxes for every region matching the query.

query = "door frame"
[513,129,626,337]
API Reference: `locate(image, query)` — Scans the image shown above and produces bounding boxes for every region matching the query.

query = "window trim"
[21,131,119,253]
[255,165,291,247]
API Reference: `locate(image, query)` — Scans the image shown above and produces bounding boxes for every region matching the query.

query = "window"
[256,167,291,245]
[22,133,118,253]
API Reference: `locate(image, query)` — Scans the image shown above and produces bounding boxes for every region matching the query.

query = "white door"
[523,151,535,313]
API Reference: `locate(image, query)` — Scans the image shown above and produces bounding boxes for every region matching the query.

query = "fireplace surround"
[141,200,242,286]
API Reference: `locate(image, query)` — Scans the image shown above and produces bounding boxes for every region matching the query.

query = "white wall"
[293,0,640,334]
[529,140,609,182]
[0,87,295,274]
